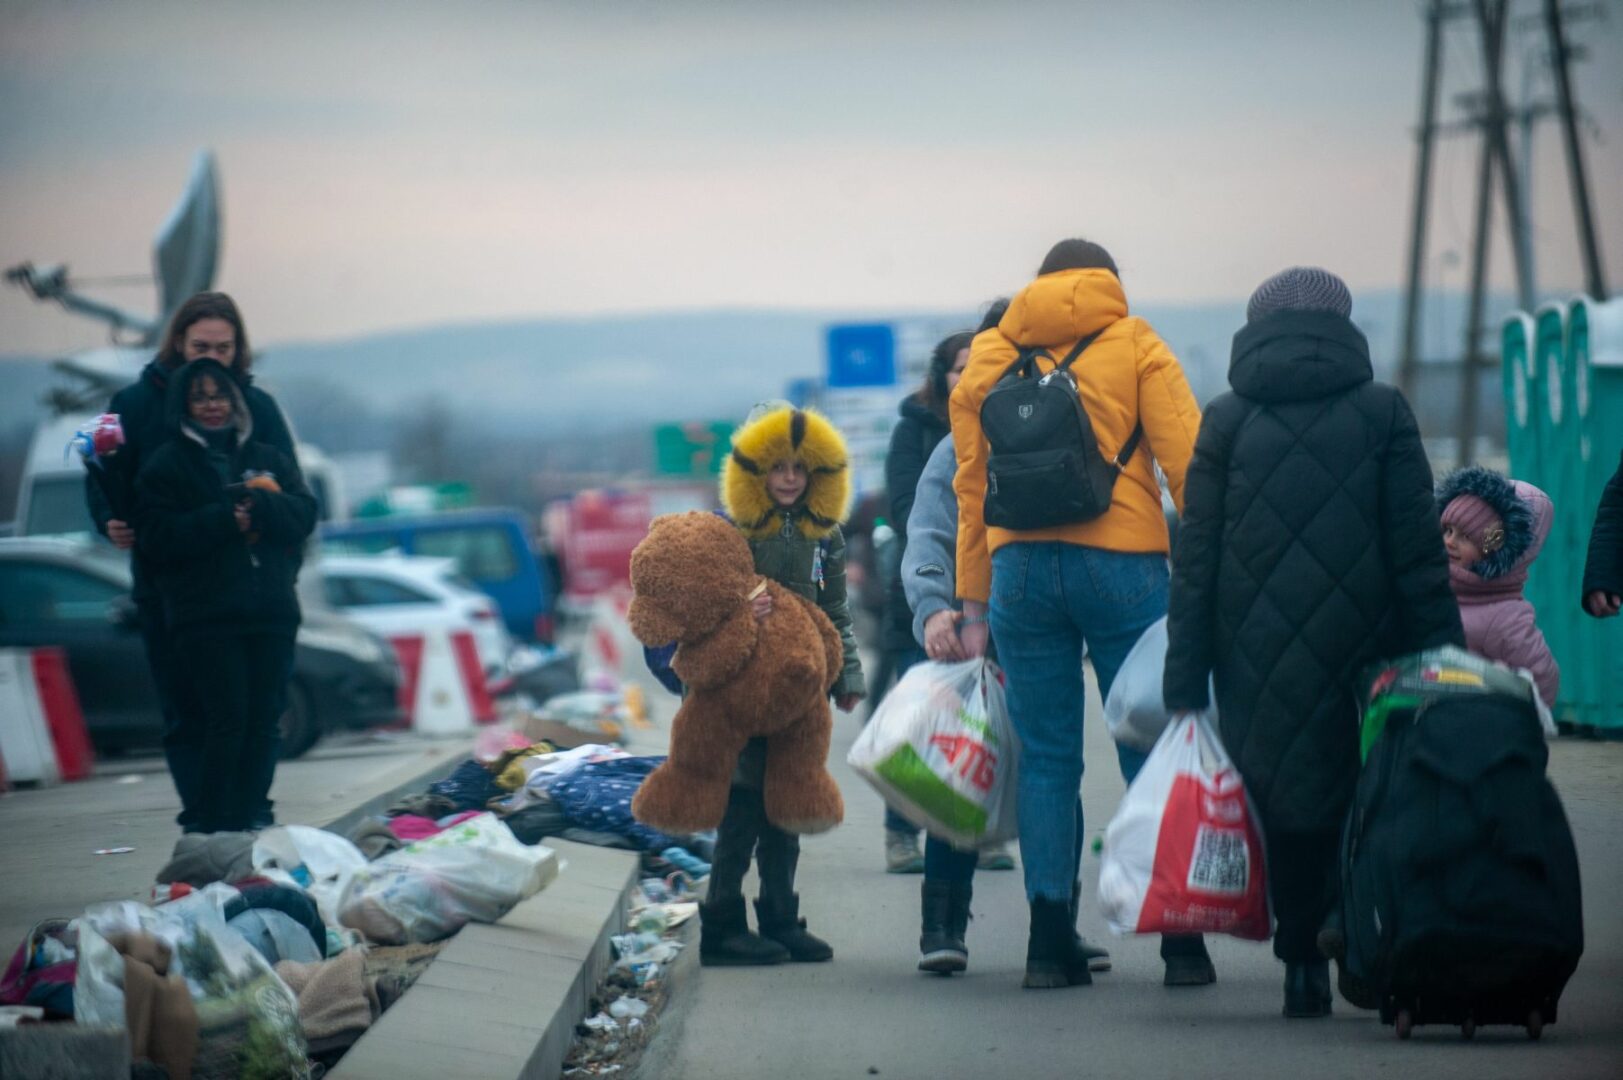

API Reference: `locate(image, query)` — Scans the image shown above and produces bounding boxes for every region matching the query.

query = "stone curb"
[327,838,640,1080]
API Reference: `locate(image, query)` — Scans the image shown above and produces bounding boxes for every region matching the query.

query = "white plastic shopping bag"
[338,812,558,944]
[251,825,370,928]
[847,658,1018,848]
[1103,616,1216,752]
[76,888,310,1079]
[1097,713,1271,940]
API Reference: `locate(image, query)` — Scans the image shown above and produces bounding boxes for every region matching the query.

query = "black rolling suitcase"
[1341,647,1583,1040]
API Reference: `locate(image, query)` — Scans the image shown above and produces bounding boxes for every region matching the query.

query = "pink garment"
[387,810,482,842]
[1449,479,1560,707]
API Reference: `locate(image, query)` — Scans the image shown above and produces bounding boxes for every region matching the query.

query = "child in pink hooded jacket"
[1438,466,1560,707]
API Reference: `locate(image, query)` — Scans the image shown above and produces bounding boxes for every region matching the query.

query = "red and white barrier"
[388,629,496,735]
[580,587,640,692]
[0,647,95,785]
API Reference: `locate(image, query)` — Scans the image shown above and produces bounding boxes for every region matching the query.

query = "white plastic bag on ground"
[847,658,1018,849]
[76,891,309,1079]
[251,825,369,928]
[1097,713,1272,940]
[338,812,558,944]
[1103,616,1216,753]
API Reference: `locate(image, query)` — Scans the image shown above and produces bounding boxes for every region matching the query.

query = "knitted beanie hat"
[1441,493,1506,554]
[1246,267,1353,323]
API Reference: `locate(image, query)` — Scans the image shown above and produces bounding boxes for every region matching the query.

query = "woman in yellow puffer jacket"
[949,238,1205,990]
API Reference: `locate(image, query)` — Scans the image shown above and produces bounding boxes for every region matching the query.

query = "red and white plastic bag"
[1097,713,1272,940]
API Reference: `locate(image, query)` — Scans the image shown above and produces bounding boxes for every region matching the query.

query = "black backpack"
[1340,691,1583,1038]
[979,329,1142,531]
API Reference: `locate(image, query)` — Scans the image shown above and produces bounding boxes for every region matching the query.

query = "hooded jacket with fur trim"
[949,268,1202,603]
[720,405,864,698]
[135,360,317,632]
[1438,466,1560,706]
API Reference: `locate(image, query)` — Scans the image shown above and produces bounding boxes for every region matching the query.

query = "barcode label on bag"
[1187,825,1249,895]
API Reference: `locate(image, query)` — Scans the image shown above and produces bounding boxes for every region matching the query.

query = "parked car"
[0,538,402,758]
[320,509,555,644]
[315,553,513,676]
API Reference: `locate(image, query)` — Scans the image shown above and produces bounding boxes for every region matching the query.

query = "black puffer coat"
[135,361,317,633]
[1582,451,1623,608]
[1163,310,1464,833]
[88,359,297,602]
[883,395,950,651]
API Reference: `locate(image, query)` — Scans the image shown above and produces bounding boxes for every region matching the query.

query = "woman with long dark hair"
[871,330,975,872]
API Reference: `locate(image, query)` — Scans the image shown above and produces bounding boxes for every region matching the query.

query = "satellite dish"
[153,150,220,326]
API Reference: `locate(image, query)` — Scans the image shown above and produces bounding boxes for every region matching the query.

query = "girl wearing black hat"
[136,359,317,834]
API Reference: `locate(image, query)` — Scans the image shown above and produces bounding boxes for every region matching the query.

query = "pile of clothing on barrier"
[1,813,558,1078]
[393,725,714,879]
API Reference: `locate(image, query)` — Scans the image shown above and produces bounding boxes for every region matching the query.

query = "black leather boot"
[1161,933,1216,986]
[1068,879,1112,973]
[919,880,971,974]
[1024,897,1093,989]
[1283,960,1333,1018]
[699,896,788,967]
[755,894,833,962]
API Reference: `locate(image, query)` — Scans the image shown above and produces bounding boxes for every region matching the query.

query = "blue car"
[320,509,555,643]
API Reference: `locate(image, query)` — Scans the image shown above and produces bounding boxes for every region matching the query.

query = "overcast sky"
[2,0,1619,356]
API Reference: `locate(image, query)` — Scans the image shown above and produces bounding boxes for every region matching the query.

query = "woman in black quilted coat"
[1163,268,1463,1018]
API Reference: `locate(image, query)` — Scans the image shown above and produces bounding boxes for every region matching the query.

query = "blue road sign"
[826,323,896,388]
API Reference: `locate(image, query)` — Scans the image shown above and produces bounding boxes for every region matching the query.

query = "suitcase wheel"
[1526,1010,1544,1041]
[1395,1010,1414,1040]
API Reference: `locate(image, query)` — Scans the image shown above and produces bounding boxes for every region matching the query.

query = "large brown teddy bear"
[626,512,845,835]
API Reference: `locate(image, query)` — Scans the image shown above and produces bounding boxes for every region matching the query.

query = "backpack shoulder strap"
[998,346,1049,381]
[1111,423,1144,471]
[1054,328,1106,373]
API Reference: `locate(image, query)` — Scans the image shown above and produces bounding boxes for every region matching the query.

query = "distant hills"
[0,288,1519,441]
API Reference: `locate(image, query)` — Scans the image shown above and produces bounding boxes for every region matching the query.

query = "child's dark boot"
[699,896,788,967]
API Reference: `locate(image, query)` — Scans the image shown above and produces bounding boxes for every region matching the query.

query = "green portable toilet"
[1567,294,1623,731]
[1501,312,1541,482]
[1530,301,1584,724]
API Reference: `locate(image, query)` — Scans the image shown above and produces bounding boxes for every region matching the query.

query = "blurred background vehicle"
[315,552,513,677]
[0,537,402,759]
[320,508,556,644]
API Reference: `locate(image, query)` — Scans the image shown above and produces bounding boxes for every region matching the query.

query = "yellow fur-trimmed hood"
[721,405,851,540]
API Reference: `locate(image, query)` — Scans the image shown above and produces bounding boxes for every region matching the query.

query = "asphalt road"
[640,654,1623,1080]
[0,731,467,950]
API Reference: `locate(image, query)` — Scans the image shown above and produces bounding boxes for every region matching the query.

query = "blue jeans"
[989,543,1169,902]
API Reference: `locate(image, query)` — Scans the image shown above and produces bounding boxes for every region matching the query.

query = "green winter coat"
[746,510,865,700]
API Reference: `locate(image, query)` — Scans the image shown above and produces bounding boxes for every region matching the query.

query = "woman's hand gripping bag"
[1097,714,1272,940]
[847,658,1018,849]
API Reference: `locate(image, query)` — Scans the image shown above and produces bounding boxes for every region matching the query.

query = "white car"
[316,553,514,677]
